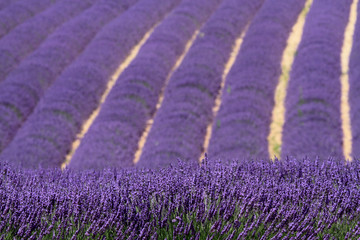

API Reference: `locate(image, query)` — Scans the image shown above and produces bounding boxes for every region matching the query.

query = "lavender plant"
[138,0,264,169]
[0,155,359,239]
[69,0,224,170]
[0,0,138,153]
[281,0,352,160]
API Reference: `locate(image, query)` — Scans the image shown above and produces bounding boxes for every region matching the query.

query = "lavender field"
[0,0,360,239]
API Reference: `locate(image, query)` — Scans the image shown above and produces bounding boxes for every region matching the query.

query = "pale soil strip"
[267,0,313,160]
[341,0,358,161]
[133,30,199,164]
[60,27,156,170]
[199,28,248,163]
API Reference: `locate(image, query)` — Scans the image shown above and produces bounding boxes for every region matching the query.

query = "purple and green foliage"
[1,156,360,239]
[0,0,58,39]
[0,0,180,169]
[206,0,306,163]
[281,0,352,161]
[137,0,265,169]
[69,0,224,170]
[0,0,96,82]
[0,0,138,153]
[349,1,360,159]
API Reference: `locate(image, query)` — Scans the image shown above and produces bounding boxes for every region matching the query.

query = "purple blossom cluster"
[137,0,264,169]
[349,2,360,159]
[0,0,180,169]
[207,0,306,163]
[1,156,359,239]
[0,0,57,39]
[69,0,224,170]
[0,0,96,82]
[0,0,138,153]
[281,0,352,161]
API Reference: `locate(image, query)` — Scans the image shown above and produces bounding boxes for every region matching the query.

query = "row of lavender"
[0,0,181,168]
[350,1,360,158]
[69,0,261,170]
[0,0,139,152]
[1,156,359,239]
[0,0,359,169]
[0,0,57,38]
[281,0,353,161]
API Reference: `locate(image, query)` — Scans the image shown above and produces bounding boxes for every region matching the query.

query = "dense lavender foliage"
[281,0,352,161]
[0,0,96,82]
[0,0,19,10]
[137,0,264,169]
[1,156,360,239]
[206,0,306,163]
[0,0,57,39]
[349,2,360,159]
[0,0,180,169]
[0,0,138,153]
[69,0,224,170]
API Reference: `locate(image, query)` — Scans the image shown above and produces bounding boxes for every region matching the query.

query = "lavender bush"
[69,0,223,170]
[281,0,352,161]
[0,0,57,39]
[0,0,137,152]
[1,155,360,239]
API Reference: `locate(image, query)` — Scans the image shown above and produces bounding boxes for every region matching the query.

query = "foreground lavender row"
[1,156,360,239]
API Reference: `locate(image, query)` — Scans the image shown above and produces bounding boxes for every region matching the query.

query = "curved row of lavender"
[206,0,306,163]
[69,0,224,170]
[349,2,360,159]
[281,0,352,161]
[0,0,96,82]
[0,0,57,39]
[1,157,359,239]
[137,0,265,169]
[0,0,19,10]
[0,0,138,152]
[0,0,180,169]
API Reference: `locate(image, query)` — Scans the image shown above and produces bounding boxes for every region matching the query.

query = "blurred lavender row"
[349,1,360,159]
[208,0,306,163]
[0,0,57,39]
[138,0,264,169]
[281,0,352,161]
[0,0,96,82]
[0,0,138,153]
[1,156,359,239]
[69,0,225,170]
[0,0,180,169]
[0,0,19,11]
